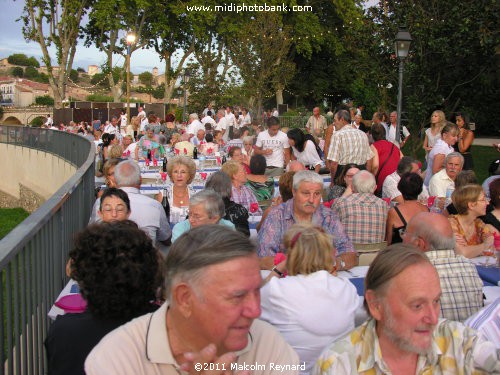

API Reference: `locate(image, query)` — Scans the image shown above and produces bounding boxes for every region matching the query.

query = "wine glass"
[483,246,495,267]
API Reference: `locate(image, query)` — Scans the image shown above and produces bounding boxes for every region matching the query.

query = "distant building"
[0,78,50,107]
[152,67,158,76]
[38,66,60,76]
[88,65,99,76]
[0,58,12,68]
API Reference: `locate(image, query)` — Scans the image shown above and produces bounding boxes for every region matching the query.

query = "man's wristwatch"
[271,266,284,278]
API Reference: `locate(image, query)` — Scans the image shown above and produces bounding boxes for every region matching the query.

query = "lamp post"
[394,28,412,143]
[182,69,190,123]
[126,31,136,124]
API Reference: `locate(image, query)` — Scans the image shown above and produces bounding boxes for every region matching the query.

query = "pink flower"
[250,202,259,213]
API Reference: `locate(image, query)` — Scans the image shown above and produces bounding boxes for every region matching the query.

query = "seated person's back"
[44,221,163,375]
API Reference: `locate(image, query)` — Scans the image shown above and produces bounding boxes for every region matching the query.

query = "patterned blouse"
[245,178,274,201]
[448,215,493,245]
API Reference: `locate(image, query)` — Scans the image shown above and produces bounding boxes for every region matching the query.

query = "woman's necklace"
[173,186,188,205]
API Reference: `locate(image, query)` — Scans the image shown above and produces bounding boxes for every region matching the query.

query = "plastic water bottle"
[430,199,442,214]
[445,184,454,209]
[199,155,206,171]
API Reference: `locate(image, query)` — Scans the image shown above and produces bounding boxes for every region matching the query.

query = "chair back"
[354,241,387,266]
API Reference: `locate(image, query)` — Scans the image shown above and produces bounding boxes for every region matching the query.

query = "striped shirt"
[333,193,388,244]
[327,125,372,165]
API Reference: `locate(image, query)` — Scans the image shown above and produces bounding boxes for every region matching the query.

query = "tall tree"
[84,0,151,102]
[367,0,499,141]
[19,0,91,108]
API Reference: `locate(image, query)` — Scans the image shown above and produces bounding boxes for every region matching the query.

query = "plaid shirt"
[333,193,388,244]
[257,199,354,257]
[327,125,373,164]
[231,185,262,215]
[426,249,484,322]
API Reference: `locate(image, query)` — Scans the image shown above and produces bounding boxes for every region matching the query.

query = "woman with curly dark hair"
[45,221,164,375]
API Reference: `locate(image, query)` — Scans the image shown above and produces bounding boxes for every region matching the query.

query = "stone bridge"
[0,106,53,125]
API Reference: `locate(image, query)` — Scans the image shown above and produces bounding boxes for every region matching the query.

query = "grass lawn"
[0,208,30,240]
[405,143,497,184]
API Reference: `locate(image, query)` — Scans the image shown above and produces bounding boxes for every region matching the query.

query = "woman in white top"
[424,123,459,187]
[260,224,360,375]
[423,110,446,153]
[163,156,196,224]
[287,128,322,173]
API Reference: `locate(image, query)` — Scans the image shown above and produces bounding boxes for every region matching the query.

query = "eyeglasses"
[477,198,490,203]
[102,206,127,214]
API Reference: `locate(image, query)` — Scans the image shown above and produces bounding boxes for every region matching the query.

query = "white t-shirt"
[256,130,290,168]
[225,112,235,127]
[242,113,252,126]
[272,110,279,117]
[292,140,322,168]
[260,271,360,375]
[119,114,128,128]
[424,138,454,187]
[186,120,204,136]
[201,116,216,126]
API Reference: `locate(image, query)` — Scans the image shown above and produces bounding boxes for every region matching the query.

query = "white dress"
[260,271,361,375]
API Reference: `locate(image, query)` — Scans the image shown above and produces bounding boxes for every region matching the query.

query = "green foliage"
[23,66,39,79]
[7,54,39,67]
[86,94,114,102]
[0,208,30,240]
[35,95,54,106]
[76,67,86,73]
[69,69,79,82]
[30,117,44,127]
[35,73,49,84]
[138,71,153,86]
[11,66,24,77]
[90,72,108,86]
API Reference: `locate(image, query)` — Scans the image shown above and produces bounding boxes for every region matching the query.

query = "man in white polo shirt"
[254,116,290,177]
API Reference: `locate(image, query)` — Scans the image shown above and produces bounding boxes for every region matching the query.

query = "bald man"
[402,212,483,322]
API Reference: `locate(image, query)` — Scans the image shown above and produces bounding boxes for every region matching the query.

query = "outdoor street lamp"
[182,69,190,123]
[394,28,412,143]
[126,31,137,124]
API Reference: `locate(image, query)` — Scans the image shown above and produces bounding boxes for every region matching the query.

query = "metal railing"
[0,125,95,374]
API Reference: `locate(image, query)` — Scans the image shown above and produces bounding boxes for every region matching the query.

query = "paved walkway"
[474,137,500,147]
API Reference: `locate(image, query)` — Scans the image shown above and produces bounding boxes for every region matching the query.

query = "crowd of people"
[44,103,499,374]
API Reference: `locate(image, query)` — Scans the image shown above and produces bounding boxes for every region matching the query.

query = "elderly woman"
[97,158,121,198]
[287,128,322,173]
[326,164,359,201]
[135,128,158,160]
[163,156,196,224]
[205,171,250,237]
[424,123,459,187]
[121,134,136,158]
[449,184,497,258]
[171,189,235,242]
[454,112,474,170]
[45,221,162,375]
[260,223,359,375]
[386,173,429,245]
[246,154,275,202]
[221,160,262,215]
[97,188,131,222]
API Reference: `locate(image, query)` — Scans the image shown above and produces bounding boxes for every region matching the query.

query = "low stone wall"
[0,184,45,212]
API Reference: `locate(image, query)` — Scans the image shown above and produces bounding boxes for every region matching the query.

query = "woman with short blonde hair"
[260,223,359,374]
[163,156,197,224]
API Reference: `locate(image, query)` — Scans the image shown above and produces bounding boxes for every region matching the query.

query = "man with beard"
[258,171,356,270]
[313,244,499,375]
